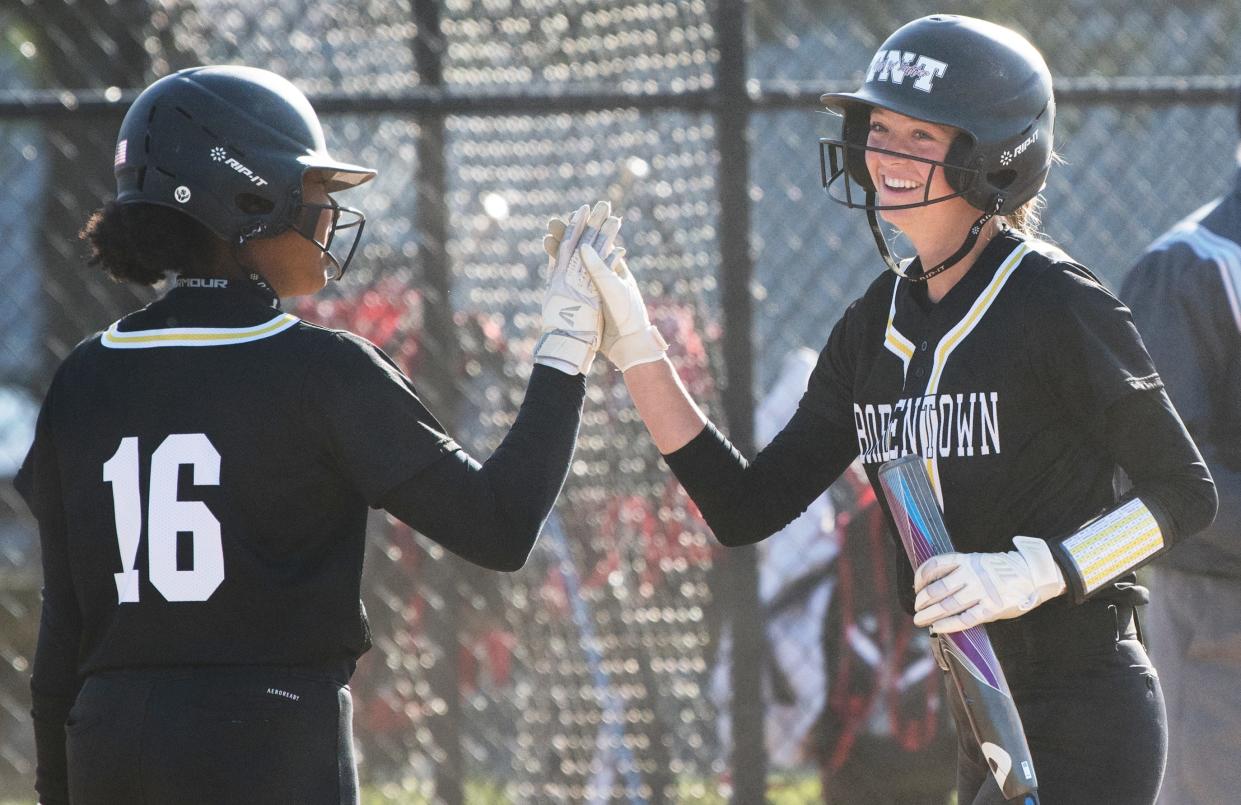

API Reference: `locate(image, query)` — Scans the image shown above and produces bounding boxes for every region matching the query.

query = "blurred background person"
[1119,90,1241,805]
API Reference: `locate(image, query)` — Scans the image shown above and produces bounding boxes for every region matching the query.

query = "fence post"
[713,1,768,802]
[411,2,464,803]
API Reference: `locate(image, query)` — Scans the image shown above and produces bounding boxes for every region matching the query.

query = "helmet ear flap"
[842,106,875,191]
[943,133,975,194]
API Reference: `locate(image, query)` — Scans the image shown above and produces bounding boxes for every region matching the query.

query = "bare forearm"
[622,357,708,453]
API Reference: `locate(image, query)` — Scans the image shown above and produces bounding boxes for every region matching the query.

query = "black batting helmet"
[114,65,376,277]
[819,15,1054,216]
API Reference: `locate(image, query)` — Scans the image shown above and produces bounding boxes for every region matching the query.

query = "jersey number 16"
[103,433,224,604]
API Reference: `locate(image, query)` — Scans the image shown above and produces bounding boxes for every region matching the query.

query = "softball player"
[568,15,1217,804]
[17,66,617,804]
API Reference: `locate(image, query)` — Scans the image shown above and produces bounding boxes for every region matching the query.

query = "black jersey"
[805,232,1161,556]
[667,229,1214,611]
[17,284,457,679]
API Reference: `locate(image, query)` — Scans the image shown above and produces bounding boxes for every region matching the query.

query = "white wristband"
[1056,498,1164,599]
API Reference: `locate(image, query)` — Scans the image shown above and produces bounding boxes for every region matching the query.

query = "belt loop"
[1107,603,1120,647]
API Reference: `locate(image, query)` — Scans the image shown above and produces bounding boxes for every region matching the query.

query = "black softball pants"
[956,600,1166,805]
[65,666,359,805]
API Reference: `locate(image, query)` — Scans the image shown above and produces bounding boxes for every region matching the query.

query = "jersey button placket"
[916,337,929,378]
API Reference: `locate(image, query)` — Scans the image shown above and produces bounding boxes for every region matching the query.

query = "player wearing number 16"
[15,66,620,805]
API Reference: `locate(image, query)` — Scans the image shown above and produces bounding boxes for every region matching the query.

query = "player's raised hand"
[579,243,668,372]
[541,209,624,274]
[912,537,1067,633]
[533,201,622,375]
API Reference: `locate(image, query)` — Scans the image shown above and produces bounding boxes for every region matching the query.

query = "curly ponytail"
[79,202,223,286]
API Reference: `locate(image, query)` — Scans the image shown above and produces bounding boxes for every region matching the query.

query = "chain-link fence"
[0,1,1238,802]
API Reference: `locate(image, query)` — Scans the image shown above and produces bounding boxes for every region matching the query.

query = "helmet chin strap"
[866,193,1004,283]
[230,240,282,309]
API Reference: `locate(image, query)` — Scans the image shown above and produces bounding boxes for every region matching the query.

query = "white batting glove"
[533,202,622,375]
[912,537,1067,634]
[579,243,668,372]
[541,213,622,270]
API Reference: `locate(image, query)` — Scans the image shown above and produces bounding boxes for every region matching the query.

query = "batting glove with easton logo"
[533,201,622,375]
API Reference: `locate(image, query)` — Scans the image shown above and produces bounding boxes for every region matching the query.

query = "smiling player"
[567,15,1217,804]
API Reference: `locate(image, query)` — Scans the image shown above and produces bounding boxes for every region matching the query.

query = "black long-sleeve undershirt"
[663,386,1216,591]
[663,405,859,547]
[379,364,586,571]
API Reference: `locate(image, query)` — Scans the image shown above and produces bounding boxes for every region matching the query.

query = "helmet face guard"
[818,137,982,211]
[291,198,366,279]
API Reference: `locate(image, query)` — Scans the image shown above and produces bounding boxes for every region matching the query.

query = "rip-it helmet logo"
[174,186,192,203]
[209,146,269,187]
[1000,129,1040,168]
